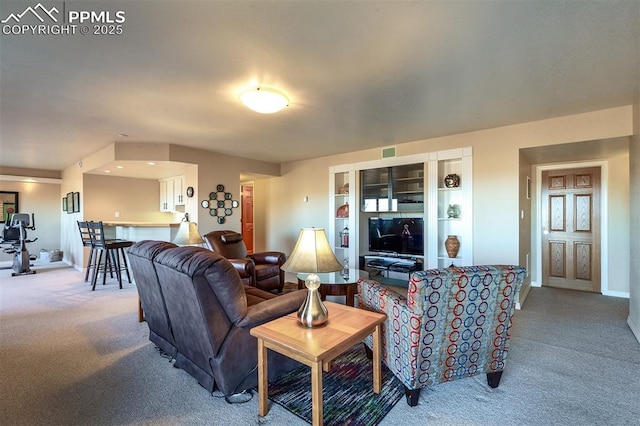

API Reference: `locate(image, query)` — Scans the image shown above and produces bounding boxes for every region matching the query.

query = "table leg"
[257,339,269,417]
[372,324,382,394]
[138,298,145,322]
[346,285,355,307]
[311,361,323,426]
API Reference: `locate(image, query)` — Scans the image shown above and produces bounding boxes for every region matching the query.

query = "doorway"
[241,184,254,254]
[540,166,602,293]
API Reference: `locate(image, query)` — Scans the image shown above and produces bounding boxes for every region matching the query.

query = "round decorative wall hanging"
[186,186,194,198]
[201,184,239,224]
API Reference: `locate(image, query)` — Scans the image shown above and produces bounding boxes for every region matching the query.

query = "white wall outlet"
[115,211,120,218]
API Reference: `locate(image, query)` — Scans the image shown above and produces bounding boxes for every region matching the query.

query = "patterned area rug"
[282,281,299,293]
[266,344,405,426]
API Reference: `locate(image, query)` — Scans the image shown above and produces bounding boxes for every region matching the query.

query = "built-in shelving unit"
[329,165,357,271]
[427,148,473,269]
[329,147,472,281]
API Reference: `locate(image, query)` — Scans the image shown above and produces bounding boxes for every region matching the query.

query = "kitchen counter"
[102,221,180,227]
[102,222,181,242]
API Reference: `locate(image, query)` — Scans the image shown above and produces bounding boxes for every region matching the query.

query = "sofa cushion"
[255,263,280,280]
[244,285,277,306]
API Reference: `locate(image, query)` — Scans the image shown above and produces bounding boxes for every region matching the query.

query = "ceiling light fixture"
[240,87,289,114]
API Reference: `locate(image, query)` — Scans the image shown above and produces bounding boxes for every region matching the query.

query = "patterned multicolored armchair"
[357,265,526,406]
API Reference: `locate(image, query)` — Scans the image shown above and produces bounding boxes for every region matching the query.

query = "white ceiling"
[1,1,638,176]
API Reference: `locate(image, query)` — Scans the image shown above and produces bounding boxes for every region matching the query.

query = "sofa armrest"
[226,257,255,279]
[237,289,308,328]
[357,278,412,316]
[249,251,286,265]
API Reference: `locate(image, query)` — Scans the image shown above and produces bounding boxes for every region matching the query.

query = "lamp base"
[297,274,328,327]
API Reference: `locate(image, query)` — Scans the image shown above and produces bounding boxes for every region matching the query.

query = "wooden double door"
[541,167,601,293]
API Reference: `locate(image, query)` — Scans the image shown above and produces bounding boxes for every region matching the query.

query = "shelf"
[360,163,424,212]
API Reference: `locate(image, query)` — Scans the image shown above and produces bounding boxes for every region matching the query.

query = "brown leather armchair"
[202,230,286,293]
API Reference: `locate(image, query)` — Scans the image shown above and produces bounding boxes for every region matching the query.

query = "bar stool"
[77,221,97,283]
[87,221,133,291]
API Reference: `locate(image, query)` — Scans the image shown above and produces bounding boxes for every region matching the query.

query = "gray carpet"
[1,264,639,425]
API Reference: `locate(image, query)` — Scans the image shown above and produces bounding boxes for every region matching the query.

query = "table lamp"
[281,228,342,327]
[172,213,205,246]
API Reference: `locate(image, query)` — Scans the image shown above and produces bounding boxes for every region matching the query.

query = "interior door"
[241,184,254,254]
[541,167,601,292]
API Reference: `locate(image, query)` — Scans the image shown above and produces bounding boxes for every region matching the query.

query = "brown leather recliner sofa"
[128,240,179,359]
[128,240,307,401]
[202,230,286,293]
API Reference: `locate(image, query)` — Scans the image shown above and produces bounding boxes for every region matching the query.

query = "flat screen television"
[368,217,424,256]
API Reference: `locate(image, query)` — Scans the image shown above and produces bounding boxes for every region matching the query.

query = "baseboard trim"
[63,259,82,272]
[602,290,630,298]
[516,282,532,310]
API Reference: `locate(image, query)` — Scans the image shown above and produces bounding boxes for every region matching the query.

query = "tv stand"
[364,254,423,282]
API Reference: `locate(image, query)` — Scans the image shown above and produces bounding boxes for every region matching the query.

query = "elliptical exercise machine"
[1,213,37,276]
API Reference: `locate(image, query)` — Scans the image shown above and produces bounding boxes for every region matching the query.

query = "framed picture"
[62,197,68,212]
[0,191,19,223]
[72,192,80,213]
[66,193,74,214]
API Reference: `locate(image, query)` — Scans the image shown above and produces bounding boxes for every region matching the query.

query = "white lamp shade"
[281,228,342,273]
[173,221,204,245]
[240,87,289,114]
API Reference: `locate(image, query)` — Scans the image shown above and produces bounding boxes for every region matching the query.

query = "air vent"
[381,146,396,158]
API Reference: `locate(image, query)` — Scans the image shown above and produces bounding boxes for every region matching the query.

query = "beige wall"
[607,155,631,294]
[0,180,61,262]
[518,153,533,302]
[61,162,84,269]
[629,102,640,342]
[83,175,176,223]
[264,106,634,298]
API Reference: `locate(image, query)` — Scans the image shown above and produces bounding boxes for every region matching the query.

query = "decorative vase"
[447,204,460,219]
[336,202,349,218]
[444,235,460,258]
[444,174,460,188]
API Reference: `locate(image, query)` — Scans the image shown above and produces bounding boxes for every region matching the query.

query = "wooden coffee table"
[250,302,386,426]
[296,269,369,307]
